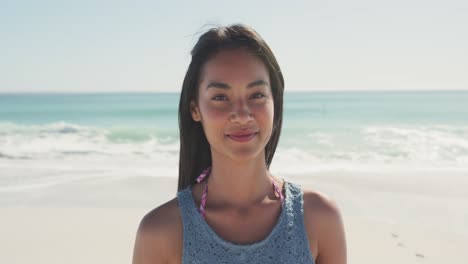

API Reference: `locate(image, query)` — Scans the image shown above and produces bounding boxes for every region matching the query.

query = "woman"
[132,24,347,264]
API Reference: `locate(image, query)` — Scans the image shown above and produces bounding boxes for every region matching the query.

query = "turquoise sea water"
[1,91,467,169]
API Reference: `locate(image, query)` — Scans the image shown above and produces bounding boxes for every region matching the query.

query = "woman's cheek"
[252,101,274,118]
[202,104,230,120]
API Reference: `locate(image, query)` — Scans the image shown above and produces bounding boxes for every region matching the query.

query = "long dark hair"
[177,24,285,191]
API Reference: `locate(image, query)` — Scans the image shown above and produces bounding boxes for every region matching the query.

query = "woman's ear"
[190,101,202,122]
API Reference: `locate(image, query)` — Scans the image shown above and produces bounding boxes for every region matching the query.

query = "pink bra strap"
[195,166,284,219]
[196,167,211,218]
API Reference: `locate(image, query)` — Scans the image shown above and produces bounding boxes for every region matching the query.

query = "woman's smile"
[226,132,258,142]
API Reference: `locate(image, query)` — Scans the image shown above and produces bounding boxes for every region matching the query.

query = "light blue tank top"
[176,181,315,264]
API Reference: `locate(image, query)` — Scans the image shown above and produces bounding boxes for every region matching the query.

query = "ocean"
[1,91,467,176]
[1,90,468,220]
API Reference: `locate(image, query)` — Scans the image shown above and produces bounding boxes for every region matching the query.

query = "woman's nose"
[229,100,253,123]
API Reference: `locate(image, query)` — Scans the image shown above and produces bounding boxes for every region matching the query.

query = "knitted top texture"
[176,181,315,264]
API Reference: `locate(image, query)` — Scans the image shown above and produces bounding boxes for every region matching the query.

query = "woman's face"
[191,48,274,162]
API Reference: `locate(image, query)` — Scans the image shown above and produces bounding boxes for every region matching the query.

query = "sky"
[1,0,467,93]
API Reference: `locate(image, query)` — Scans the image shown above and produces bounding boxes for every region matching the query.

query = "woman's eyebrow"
[247,80,270,88]
[206,79,269,90]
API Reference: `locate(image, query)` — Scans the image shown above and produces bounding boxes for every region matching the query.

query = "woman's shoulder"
[300,186,344,232]
[300,186,341,215]
[132,197,183,263]
[139,197,182,233]
[300,185,347,263]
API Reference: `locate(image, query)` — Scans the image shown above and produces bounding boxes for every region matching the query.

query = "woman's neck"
[206,154,275,208]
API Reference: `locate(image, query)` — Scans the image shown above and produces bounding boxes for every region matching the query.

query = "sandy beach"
[1,160,467,263]
[3,207,467,264]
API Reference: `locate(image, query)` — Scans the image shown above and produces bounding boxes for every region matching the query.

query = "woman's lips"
[227,132,257,142]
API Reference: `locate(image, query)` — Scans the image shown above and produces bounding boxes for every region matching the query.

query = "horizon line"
[1,88,468,95]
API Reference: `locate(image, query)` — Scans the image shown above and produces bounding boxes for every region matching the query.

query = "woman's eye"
[251,93,266,99]
[211,95,227,101]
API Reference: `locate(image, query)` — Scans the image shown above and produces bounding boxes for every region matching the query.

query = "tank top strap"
[176,187,198,227]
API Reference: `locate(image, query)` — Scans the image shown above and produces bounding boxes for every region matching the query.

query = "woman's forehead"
[199,48,269,85]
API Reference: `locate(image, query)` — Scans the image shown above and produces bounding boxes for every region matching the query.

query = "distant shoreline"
[1,89,468,95]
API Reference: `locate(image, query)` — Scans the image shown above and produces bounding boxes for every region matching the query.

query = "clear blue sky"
[1,0,467,93]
